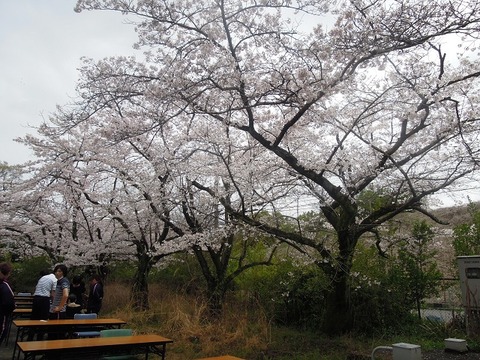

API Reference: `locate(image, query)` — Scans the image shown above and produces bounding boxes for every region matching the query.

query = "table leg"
[3,315,13,347]
[146,344,166,360]
[11,325,24,360]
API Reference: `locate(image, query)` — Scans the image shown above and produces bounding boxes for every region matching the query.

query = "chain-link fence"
[422,278,464,324]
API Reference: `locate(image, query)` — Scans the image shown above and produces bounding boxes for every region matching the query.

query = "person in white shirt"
[28,269,57,340]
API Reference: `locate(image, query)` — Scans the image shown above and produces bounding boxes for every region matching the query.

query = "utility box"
[457,256,480,308]
[444,338,468,353]
[392,343,421,360]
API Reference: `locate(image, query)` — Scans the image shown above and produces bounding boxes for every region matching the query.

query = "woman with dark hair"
[0,262,15,343]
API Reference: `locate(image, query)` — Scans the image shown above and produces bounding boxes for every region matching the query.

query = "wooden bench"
[16,334,173,360]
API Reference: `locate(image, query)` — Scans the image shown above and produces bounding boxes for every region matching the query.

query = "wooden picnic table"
[14,296,33,305]
[13,302,33,309]
[14,296,34,304]
[12,309,32,316]
[2,310,33,347]
[13,318,127,340]
[196,356,245,360]
[12,318,127,359]
[16,334,173,360]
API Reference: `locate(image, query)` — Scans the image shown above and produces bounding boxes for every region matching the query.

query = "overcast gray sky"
[0,0,138,164]
[0,1,477,207]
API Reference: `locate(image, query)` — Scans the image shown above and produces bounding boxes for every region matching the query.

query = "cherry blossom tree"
[0,162,37,259]
[7,80,280,310]
[170,170,279,315]
[12,115,192,308]
[40,0,480,332]
[1,166,129,266]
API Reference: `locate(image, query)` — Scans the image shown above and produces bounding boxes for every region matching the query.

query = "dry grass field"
[103,283,274,359]
[101,282,391,359]
[100,282,479,360]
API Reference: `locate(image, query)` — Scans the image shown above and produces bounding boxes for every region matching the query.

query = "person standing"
[28,269,57,340]
[32,269,57,319]
[49,264,69,320]
[0,262,15,344]
[86,275,104,314]
[66,294,82,319]
[48,264,69,340]
[70,275,86,310]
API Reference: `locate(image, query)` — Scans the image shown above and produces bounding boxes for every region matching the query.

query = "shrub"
[10,255,53,293]
[235,255,328,329]
[350,243,417,335]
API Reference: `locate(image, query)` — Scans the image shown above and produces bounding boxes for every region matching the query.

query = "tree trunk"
[322,270,353,334]
[192,242,231,318]
[416,295,421,320]
[206,281,227,318]
[321,229,357,334]
[131,254,152,310]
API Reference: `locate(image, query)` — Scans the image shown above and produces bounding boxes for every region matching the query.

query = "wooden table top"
[13,308,32,313]
[14,318,126,327]
[195,356,244,360]
[17,334,173,353]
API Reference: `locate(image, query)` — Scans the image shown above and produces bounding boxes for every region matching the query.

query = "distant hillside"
[394,202,479,229]
[431,202,479,227]
[382,202,480,280]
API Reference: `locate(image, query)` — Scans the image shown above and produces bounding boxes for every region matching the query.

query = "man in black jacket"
[86,275,104,314]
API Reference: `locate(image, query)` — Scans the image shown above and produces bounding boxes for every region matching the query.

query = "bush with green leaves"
[106,260,142,284]
[453,202,480,256]
[234,250,329,329]
[275,265,328,328]
[9,255,53,293]
[395,220,443,319]
[349,220,443,335]
[350,243,417,335]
